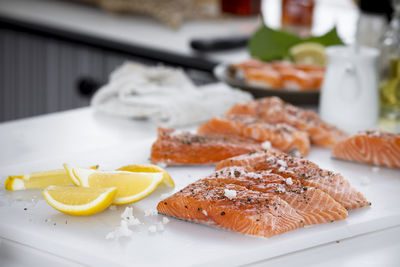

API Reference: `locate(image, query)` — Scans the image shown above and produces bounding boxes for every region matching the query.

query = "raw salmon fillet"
[150,127,262,165]
[216,150,370,210]
[231,60,325,91]
[244,67,284,89]
[208,166,348,225]
[198,115,310,156]
[226,97,348,147]
[332,130,400,169]
[157,181,304,238]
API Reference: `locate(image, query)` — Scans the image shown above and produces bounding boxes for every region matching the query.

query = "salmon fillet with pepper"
[157,181,304,238]
[226,97,348,147]
[150,127,262,165]
[216,150,370,210]
[197,115,310,156]
[332,129,400,169]
[208,166,348,225]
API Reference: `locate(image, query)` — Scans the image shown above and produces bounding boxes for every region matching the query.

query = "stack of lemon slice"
[4,164,174,216]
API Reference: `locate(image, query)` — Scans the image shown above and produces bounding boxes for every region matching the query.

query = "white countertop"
[0,0,257,63]
[0,108,399,267]
[0,0,359,65]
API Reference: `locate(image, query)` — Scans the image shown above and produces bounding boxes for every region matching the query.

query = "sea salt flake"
[224,189,237,200]
[105,220,133,240]
[148,225,157,233]
[121,207,133,219]
[157,162,167,168]
[285,178,293,185]
[202,210,208,216]
[121,207,141,225]
[368,130,381,137]
[277,159,287,167]
[278,166,286,172]
[276,185,286,193]
[261,141,271,150]
[266,156,275,162]
[170,129,183,136]
[144,209,158,217]
[162,217,170,224]
[371,167,380,173]
[246,172,263,179]
[105,232,116,240]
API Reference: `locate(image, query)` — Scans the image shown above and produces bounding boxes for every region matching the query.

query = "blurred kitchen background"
[0,0,398,123]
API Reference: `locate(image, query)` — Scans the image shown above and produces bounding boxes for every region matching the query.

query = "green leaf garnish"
[249,25,344,62]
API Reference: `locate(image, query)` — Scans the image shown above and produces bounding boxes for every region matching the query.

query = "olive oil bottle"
[380,58,400,119]
[379,0,400,122]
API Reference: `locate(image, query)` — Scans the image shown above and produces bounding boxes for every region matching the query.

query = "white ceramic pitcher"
[319,45,380,134]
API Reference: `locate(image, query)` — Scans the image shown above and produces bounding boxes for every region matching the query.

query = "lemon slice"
[64,165,164,205]
[289,42,327,66]
[42,185,116,216]
[117,164,175,188]
[4,165,99,191]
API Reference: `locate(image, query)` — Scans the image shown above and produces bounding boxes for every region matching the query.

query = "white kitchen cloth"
[91,62,253,127]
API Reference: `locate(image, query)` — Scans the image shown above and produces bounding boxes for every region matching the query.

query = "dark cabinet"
[0,25,216,122]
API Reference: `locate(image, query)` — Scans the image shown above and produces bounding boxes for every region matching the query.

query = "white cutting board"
[0,138,399,267]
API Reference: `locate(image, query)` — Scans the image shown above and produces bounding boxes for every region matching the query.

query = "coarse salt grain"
[109,205,117,211]
[148,225,157,233]
[277,159,287,167]
[266,156,275,162]
[369,130,381,137]
[144,209,158,217]
[105,232,115,240]
[170,129,183,136]
[261,141,271,150]
[278,166,286,172]
[276,185,286,193]
[157,162,167,168]
[162,217,170,224]
[121,207,141,226]
[372,167,380,173]
[285,178,293,185]
[224,189,237,200]
[246,172,263,179]
[121,207,133,219]
[105,220,133,240]
[202,210,208,216]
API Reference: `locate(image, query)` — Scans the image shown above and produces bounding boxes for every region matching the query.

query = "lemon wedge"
[289,42,327,66]
[117,164,175,188]
[4,165,99,191]
[42,185,117,216]
[64,164,164,205]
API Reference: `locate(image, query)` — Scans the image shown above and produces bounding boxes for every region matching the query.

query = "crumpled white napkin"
[91,62,253,127]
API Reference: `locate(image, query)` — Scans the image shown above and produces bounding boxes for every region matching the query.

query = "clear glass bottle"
[379,0,400,121]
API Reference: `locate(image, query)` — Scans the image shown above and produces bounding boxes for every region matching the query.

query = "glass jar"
[281,0,315,37]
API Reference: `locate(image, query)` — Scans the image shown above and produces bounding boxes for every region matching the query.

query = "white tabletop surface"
[0,108,399,267]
